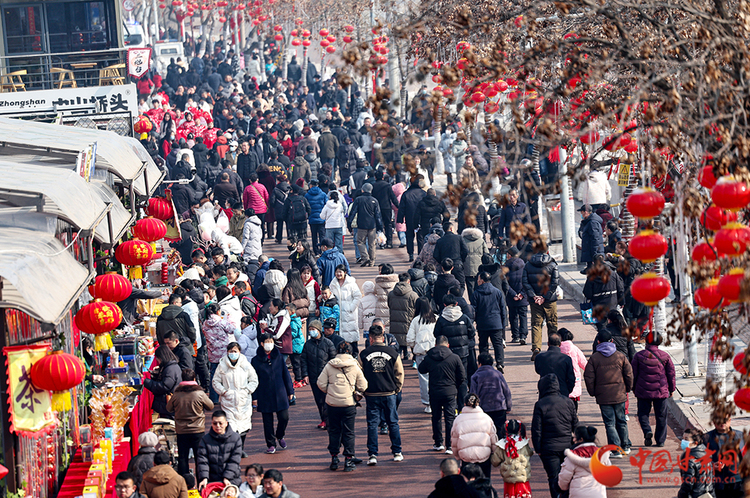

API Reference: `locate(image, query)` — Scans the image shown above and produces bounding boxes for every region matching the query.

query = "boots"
[330,455,340,471]
[446,173,453,185]
[344,457,356,472]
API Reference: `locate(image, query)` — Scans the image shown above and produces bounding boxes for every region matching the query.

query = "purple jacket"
[632,345,676,399]
[470,365,512,412]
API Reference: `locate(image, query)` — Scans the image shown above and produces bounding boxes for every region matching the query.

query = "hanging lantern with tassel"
[75,300,123,350]
[30,350,85,412]
[94,273,132,303]
[115,239,155,280]
[147,197,174,221]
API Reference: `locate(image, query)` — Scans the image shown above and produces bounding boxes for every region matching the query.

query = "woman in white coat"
[558,426,610,498]
[374,265,399,333]
[212,341,259,456]
[329,264,363,355]
[216,285,243,328]
[241,209,263,263]
[319,191,348,253]
[406,297,437,410]
[450,393,498,479]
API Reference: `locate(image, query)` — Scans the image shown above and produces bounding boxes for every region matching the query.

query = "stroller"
[152,417,179,466]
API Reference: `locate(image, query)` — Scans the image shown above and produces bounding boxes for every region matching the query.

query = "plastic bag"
[376,231,386,246]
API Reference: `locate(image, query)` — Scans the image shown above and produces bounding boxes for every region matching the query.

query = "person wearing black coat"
[371,172,399,248]
[578,205,605,272]
[171,181,198,216]
[348,183,383,266]
[236,143,260,185]
[503,248,529,344]
[162,330,195,371]
[282,185,312,242]
[408,267,430,298]
[534,333,576,398]
[434,295,476,378]
[416,189,450,251]
[396,178,427,261]
[428,460,482,498]
[196,412,243,488]
[677,430,715,498]
[433,226,469,291]
[433,261,461,313]
[220,166,244,198]
[301,321,337,428]
[531,374,578,497]
[593,310,636,362]
[214,174,240,208]
[472,273,509,369]
[522,252,559,358]
[170,219,196,266]
[143,346,182,418]
[457,192,490,235]
[418,338,467,452]
[156,297,197,354]
[127,438,156,488]
[583,258,625,317]
[497,189,531,239]
[251,336,294,451]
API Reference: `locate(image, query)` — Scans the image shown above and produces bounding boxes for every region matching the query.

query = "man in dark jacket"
[534,333,575,398]
[522,252,559,360]
[408,265,430,298]
[433,259,461,313]
[434,295,475,381]
[282,184,311,242]
[433,224,469,291]
[418,336,467,453]
[428,458,481,498]
[317,239,350,286]
[237,140,260,185]
[348,183,383,267]
[197,410,243,489]
[583,256,625,318]
[416,189,450,251]
[305,180,328,254]
[578,204,605,273]
[371,171,399,248]
[704,414,744,497]
[503,247,529,344]
[470,353,512,437]
[584,330,634,456]
[301,320,337,429]
[192,137,210,179]
[317,127,339,169]
[498,188,531,239]
[214,172,241,207]
[162,330,194,371]
[532,374,578,497]
[156,294,197,354]
[472,272,508,369]
[167,368,214,475]
[397,177,427,261]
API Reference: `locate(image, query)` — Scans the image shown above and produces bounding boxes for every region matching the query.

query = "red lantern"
[691,240,717,263]
[343,35,352,43]
[714,222,750,257]
[695,279,723,310]
[158,3,166,8]
[94,274,132,303]
[699,165,718,189]
[471,92,485,103]
[320,39,330,47]
[235,3,244,9]
[302,40,311,47]
[626,188,665,219]
[319,28,329,37]
[327,35,336,43]
[147,197,174,220]
[252,19,260,25]
[291,38,301,46]
[630,272,671,306]
[258,14,267,20]
[496,80,508,93]
[579,130,600,144]
[326,45,336,53]
[629,229,668,263]
[295,17,303,25]
[712,176,750,211]
[274,34,283,41]
[432,75,442,84]
[734,387,750,411]
[484,101,500,114]
[734,352,747,375]
[30,350,86,412]
[456,41,471,51]
[719,268,746,302]
[133,115,153,136]
[344,24,354,33]
[442,88,454,97]
[624,141,638,153]
[302,29,311,37]
[132,217,167,242]
[218,16,226,22]
[290,29,298,36]
[115,239,155,267]
[273,24,282,31]
[172,0,182,5]
[75,300,123,350]
[701,205,737,231]
[378,55,388,65]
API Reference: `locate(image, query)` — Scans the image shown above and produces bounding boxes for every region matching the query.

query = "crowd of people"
[104,35,746,498]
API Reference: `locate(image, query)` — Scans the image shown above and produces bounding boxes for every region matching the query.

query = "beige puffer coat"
[374,274,399,332]
[450,406,498,463]
[317,354,368,407]
[491,436,534,483]
[461,228,488,277]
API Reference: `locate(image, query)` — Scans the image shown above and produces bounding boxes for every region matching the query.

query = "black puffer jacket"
[433,273,460,311]
[409,268,430,297]
[534,346,576,397]
[677,444,715,498]
[143,360,181,417]
[396,183,426,227]
[593,324,636,362]
[416,194,449,230]
[457,192,490,234]
[522,253,559,302]
[503,257,528,307]
[348,192,382,231]
[472,282,508,332]
[433,232,469,268]
[434,307,475,358]
[418,345,467,399]
[531,374,578,454]
[156,305,197,354]
[583,262,624,312]
[578,212,605,263]
[127,446,155,488]
[300,336,337,381]
[197,427,243,486]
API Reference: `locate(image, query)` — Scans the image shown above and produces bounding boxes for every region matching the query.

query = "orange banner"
[5,345,54,434]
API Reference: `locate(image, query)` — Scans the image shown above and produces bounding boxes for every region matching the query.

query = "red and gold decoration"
[3,345,54,433]
[711,176,750,211]
[132,217,168,242]
[30,350,85,412]
[93,273,132,303]
[694,279,723,310]
[691,240,717,263]
[146,197,174,221]
[630,272,671,306]
[75,300,123,350]
[629,229,668,263]
[734,387,750,411]
[115,239,155,280]
[700,205,737,231]
[714,222,750,257]
[133,116,152,140]
[719,268,746,303]
[626,188,665,219]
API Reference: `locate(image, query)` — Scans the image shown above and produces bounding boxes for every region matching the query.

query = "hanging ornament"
[699,165,718,189]
[734,387,750,411]
[691,240,717,263]
[630,272,671,306]
[344,24,354,33]
[712,176,750,211]
[319,28,329,37]
[718,268,746,302]
[302,39,311,47]
[701,205,737,231]
[291,39,302,46]
[714,222,750,257]
[579,130,600,144]
[626,188,665,220]
[273,24,282,31]
[30,351,85,412]
[94,274,132,303]
[274,34,283,41]
[147,197,174,220]
[694,279,723,310]
[733,352,748,375]
[629,229,668,263]
[75,300,123,350]
[132,217,167,242]
[320,39,330,47]
[115,239,155,280]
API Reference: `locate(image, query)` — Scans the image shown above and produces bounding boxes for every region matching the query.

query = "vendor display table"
[57,440,131,498]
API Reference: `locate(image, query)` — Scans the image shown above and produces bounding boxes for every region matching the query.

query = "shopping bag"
[580,302,596,325]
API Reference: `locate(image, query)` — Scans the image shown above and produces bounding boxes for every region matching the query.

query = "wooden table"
[69,62,98,87]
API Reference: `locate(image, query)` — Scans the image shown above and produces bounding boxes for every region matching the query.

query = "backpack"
[241,294,262,323]
[289,195,307,223]
[274,188,288,211]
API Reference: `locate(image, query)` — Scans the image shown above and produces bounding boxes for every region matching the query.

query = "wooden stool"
[0,70,26,92]
[51,67,77,88]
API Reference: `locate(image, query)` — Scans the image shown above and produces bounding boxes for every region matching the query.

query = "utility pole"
[152,0,160,40]
[560,146,576,262]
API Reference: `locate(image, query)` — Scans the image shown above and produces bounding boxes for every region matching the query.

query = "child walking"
[491,419,533,498]
[289,303,304,389]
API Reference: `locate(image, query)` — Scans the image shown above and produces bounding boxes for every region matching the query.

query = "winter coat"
[438,131,457,173]
[406,316,436,356]
[704,428,744,492]
[457,193,490,234]
[290,315,304,353]
[253,261,271,296]
[317,354,368,407]
[416,233,441,268]
[374,274,399,332]
[197,428,243,485]
[577,169,611,206]
[348,192,382,231]
[491,437,533,484]
[305,186,328,224]
[472,282,508,332]
[558,443,610,498]
[242,216,263,262]
[677,444,715,498]
[144,360,181,417]
[428,475,481,498]
[393,183,407,232]
[167,382,214,434]
[433,273,461,312]
[462,228,488,277]
[156,305,197,354]
[531,374,578,453]
[632,344,676,399]
[503,257,528,307]
[127,446,156,488]
[372,179,398,215]
[317,247,349,286]
[458,164,481,192]
[281,286,310,319]
[290,156,311,186]
[242,181,269,214]
[267,308,293,354]
[251,346,294,413]
[433,232,469,269]
[578,213,605,263]
[317,131,339,160]
[418,345,467,399]
[353,281,377,331]
[534,345,576,398]
[271,182,292,219]
[434,306,476,359]
[584,343,634,405]
[522,253,559,302]
[319,198,347,229]
[470,365,512,412]
[416,195,449,230]
[452,139,469,170]
[408,268,430,297]
[237,324,259,362]
[219,294,243,328]
[583,262,624,311]
[497,203,531,239]
[388,282,419,345]
[593,323,636,361]
[319,297,340,330]
[264,269,288,300]
[303,276,322,315]
[139,464,189,498]
[301,336,336,381]
[396,183,426,227]
[330,275,362,343]
[560,341,588,399]
[203,314,238,364]
[212,354,259,434]
[451,406,498,463]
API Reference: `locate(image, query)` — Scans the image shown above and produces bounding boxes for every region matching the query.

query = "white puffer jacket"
[218,295,243,328]
[374,274,399,333]
[264,269,287,299]
[212,354,259,434]
[358,281,378,331]
[330,275,362,343]
[241,216,263,262]
[406,316,436,356]
[450,405,498,463]
[577,169,612,206]
[319,198,347,229]
[557,443,610,498]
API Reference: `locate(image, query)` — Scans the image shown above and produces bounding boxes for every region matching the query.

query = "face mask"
[263,343,274,352]
[309,330,319,338]
[228,352,240,361]
[680,439,690,450]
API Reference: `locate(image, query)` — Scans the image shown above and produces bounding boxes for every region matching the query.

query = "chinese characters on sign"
[4,345,53,433]
[629,447,740,485]
[127,48,152,79]
[0,84,138,117]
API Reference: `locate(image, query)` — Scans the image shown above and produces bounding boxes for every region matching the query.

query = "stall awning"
[0,227,93,325]
[0,117,165,197]
[90,180,135,244]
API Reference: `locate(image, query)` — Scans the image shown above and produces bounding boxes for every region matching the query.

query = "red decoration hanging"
[712,176,750,211]
[733,352,747,375]
[133,116,153,136]
[734,387,750,411]
[147,197,174,220]
[326,45,336,53]
[94,274,132,303]
[699,165,718,189]
[343,35,352,43]
[273,24,282,31]
[132,217,168,242]
[629,229,668,263]
[718,268,746,302]
[630,272,671,306]
[319,28,329,37]
[302,39,311,47]
[30,351,86,411]
[291,39,301,46]
[344,24,354,33]
[274,34,283,41]
[579,130,600,144]
[714,222,750,257]
[626,188,665,219]
[701,205,737,231]
[694,279,723,310]
[691,241,717,263]
[115,239,155,267]
[75,300,123,350]
[320,39,330,47]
